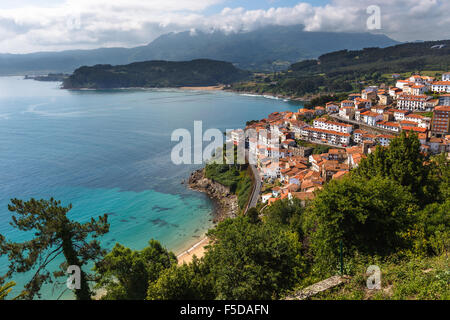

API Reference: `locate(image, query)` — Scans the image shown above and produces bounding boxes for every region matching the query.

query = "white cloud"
[0,0,449,53]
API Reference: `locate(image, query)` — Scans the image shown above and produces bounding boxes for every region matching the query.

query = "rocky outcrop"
[188,169,238,222]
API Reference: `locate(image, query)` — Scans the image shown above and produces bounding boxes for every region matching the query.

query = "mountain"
[136,25,399,71]
[0,25,399,75]
[62,59,251,89]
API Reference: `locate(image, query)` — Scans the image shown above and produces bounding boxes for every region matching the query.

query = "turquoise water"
[0,76,301,299]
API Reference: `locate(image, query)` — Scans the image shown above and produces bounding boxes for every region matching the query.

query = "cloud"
[0,0,449,53]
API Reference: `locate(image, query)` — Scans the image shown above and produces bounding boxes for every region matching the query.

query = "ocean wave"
[240,93,283,100]
[23,102,84,117]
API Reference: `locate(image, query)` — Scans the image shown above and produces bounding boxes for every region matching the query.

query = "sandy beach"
[177,237,210,265]
[179,85,224,91]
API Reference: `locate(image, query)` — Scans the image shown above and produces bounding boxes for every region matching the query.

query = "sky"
[0,0,449,54]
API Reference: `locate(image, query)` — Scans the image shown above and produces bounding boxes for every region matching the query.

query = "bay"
[0,76,302,299]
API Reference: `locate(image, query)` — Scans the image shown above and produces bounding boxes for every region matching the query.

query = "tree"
[147,257,214,300]
[203,216,305,299]
[303,176,418,274]
[246,207,261,224]
[263,198,304,231]
[0,281,15,300]
[0,198,109,300]
[94,240,176,300]
[354,131,438,206]
[410,199,450,256]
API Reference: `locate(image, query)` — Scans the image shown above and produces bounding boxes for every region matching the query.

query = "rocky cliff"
[188,169,238,222]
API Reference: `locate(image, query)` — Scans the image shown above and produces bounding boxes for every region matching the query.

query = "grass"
[205,163,253,211]
[310,253,449,300]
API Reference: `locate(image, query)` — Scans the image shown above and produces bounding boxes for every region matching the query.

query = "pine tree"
[0,198,109,300]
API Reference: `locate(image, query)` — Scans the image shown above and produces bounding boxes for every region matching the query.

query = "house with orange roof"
[402,126,428,134]
[327,148,348,161]
[339,106,355,120]
[315,106,326,115]
[348,152,366,168]
[377,120,401,132]
[261,193,273,204]
[300,180,320,193]
[397,94,432,111]
[289,192,316,206]
[341,100,354,108]
[400,120,418,128]
[431,81,450,93]
[332,170,348,180]
[354,97,372,109]
[353,129,368,144]
[302,127,351,146]
[392,109,410,121]
[389,87,403,98]
[325,102,339,113]
[431,105,450,136]
[348,93,361,100]
[395,80,414,90]
[361,110,383,126]
[411,84,427,96]
[376,134,396,147]
[313,118,353,134]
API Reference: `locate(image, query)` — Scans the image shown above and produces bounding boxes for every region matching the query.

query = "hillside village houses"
[226,72,450,207]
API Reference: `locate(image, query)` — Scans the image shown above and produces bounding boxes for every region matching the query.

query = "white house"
[325,102,339,113]
[313,118,353,134]
[411,85,427,96]
[393,109,410,121]
[397,94,432,111]
[340,100,354,108]
[431,81,450,93]
[361,111,383,126]
[377,134,395,147]
[339,107,355,120]
[261,193,273,204]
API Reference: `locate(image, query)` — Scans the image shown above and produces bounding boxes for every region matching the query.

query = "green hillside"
[63,59,250,89]
[231,40,450,98]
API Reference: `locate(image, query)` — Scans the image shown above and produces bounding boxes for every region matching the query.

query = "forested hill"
[62,59,251,89]
[290,40,450,75]
[231,40,450,98]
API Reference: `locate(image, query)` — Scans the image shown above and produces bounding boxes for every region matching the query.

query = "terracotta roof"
[435,105,450,111]
[291,192,316,201]
[332,170,349,180]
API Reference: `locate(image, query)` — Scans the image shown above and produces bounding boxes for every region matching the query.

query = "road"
[247,162,262,210]
[245,150,262,213]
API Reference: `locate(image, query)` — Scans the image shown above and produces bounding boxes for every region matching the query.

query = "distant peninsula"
[62,59,251,89]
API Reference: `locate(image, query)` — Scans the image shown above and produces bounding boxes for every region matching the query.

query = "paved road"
[247,162,262,210]
[245,150,262,213]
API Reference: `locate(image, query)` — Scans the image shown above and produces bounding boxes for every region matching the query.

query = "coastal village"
[228,72,450,207]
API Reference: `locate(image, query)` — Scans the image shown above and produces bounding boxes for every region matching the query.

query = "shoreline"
[179,85,224,91]
[175,168,239,265]
[176,236,210,265]
[62,85,226,91]
[225,88,312,102]
[60,82,312,103]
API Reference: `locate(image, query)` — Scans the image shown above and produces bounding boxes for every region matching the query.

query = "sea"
[0,76,302,299]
